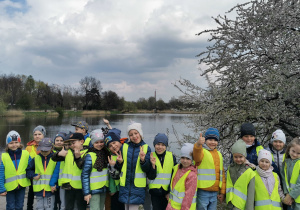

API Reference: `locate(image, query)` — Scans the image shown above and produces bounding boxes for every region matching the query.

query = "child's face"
[109,141,122,154]
[40,150,51,157]
[154,143,166,155]
[289,144,300,160]
[180,157,192,168]
[64,142,71,150]
[33,131,44,143]
[54,137,64,148]
[7,141,20,151]
[206,139,218,150]
[70,140,84,150]
[272,140,284,151]
[233,153,246,165]
[93,140,104,150]
[128,129,142,144]
[75,127,87,135]
[259,158,271,170]
[242,135,255,145]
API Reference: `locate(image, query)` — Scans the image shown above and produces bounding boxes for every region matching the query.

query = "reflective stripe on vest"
[149,151,173,191]
[169,164,196,210]
[60,149,88,189]
[120,143,148,188]
[226,168,255,209]
[33,155,57,192]
[89,152,109,190]
[284,160,300,203]
[254,171,281,209]
[197,149,223,189]
[2,150,31,191]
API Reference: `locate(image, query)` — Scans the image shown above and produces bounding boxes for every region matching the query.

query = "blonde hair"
[285,137,300,159]
[5,144,24,152]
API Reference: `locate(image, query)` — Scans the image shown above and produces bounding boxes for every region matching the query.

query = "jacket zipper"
[127,144,136,203]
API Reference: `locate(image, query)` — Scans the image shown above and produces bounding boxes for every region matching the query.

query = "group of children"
[0,120,299,210]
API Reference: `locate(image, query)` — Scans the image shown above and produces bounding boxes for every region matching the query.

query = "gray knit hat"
[270,129,286,144]
[231,139,247,157]
[90,129,105,145]
[33,125,46,136]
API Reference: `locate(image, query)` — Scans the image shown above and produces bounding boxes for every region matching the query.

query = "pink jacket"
[166,164,197,210]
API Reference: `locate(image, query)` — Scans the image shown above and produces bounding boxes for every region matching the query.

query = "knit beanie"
[6,130,21,144]
[53,132,66,142]
[105,130,121,147]
[33,125,46,136]
[240,123,255,137]
[205,127,220,141]
[181,143,194,160]
[231,139,247,157]
[127,121,143,139]
[90,129,105,145]
[270,129,286,144]
[258,149,272,163]
[153,133,168,147]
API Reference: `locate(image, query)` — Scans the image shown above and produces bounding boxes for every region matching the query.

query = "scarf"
[256,165,275,196]
[88,147,109,172]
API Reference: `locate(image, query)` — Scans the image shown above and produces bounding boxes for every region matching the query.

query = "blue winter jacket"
[81,152,107,196]
[116,140,151,204]
[26,152,60,197]
[0,148,32,193]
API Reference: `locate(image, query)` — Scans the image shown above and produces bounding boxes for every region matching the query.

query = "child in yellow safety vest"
[193,128,226,209]
[26,137,60,210]
[281,137,300,209]
[254,149,285,209]
[166,143,197,210]
[147,133,177,210]
[226,139,255,210]
[0,130,31,210]
[82,129,110,210]
[25,125,46,210]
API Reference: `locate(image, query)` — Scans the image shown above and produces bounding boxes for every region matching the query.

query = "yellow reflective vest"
[2,150,31,191]
[226,167,255,209]
[27,145,38,159]
[256,146,264,156]
[120,143,148,188]
[60,149,88,189]
[284,159,300,203]
[169,164,196,210]
[111,155,120,186]
[58,160,65,187]
[83,137,91,147]
[33,155,57,192]
[197,148,223,189]
[149,151,174,191]
[89,152,109,190]
[254,171,281,209]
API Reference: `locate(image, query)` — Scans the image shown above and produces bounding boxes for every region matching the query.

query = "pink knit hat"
[258,149,272,163]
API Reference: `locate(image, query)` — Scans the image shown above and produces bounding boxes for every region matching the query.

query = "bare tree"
[79,76,102,109]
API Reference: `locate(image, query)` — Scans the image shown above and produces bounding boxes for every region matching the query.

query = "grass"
[23,111,59,117]
[3,110,24,117]
[81,110,110,115]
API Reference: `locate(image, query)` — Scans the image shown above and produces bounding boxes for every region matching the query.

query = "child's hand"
[165,193,169,200]
[108,155,116,166]
[115,151,123,164]
[217,194,225,203]
[283,194,293,205]
[33,174,41,181]
[0,192,7,196]
[84,194,92,204]
[51,185,56,193]
[196,133,205,146]
[140,146,146,162]
[150,152,156,169]
[58,147,68,157]
[74,149,84,159]
[103,118,112,129]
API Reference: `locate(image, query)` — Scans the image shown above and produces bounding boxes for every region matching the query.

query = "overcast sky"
[0,0,248,101]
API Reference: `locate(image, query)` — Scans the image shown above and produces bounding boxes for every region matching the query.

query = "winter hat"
[6,130,21,144]
[71,121,89,131]
[153,133,168,147]
[90,129,105,145]
[240,123,255,137]
[205,127,220,141]
[53,132,66,142]
[105,132,121,147]
[33,125,46,136]
[181,143,194,160]
[270,129,286,144]
[231,140,247,157]
[127,121,143,139]
[258,149,272,163]
[37,138,53,151]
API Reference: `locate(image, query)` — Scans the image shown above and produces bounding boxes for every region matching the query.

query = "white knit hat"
[270,129,286,144]
[258,149,272,163]
[181,143,193,160]
[127,121,143,139]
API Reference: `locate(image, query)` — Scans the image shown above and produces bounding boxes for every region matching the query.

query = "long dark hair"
[285,137,300,159]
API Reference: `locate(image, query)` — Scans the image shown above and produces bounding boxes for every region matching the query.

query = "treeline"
[0,74,185,112]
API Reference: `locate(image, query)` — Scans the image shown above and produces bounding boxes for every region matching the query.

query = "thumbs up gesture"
[140,146,146,162]
[58,147,68,157]
[196,133,205,147]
